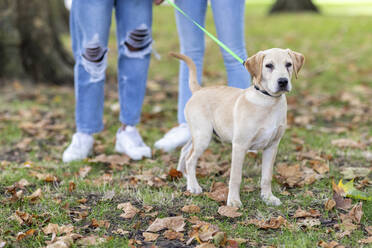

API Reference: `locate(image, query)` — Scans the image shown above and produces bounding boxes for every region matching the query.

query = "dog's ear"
[244,52,265,84]
[287,49,305,79]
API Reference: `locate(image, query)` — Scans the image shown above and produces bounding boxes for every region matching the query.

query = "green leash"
[165,0,245,65]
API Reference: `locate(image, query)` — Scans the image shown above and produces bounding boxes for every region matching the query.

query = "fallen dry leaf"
[146,216,185,232]
[308,160,329,174]
[333,192,352,210]
[218,206,242,218]
[90,154,130,165]
[188,222,220,244]
[246,216,287,229]
[46,235,74,248]
[318,240,339,248]
[181,205,200,214]
[275,163,321,187]
[358,236,372,244]
[195,244,216,248]
[68,181,75,193]
[16,229,37,241]
[91,219,110,229]
[325,199,336,211]
[348,202,363,224]
[42,223,74,235]
[293,208,321,218]
[163,230,184,240]
[78,166,91,179]
[168,168,183,180]
[31,172,58,183]
[340,167,370,179]
[26,188,42,203]
[112,229,129,235]
[205,182,228,202]
[117,202,139,219]
[331,138,364,149]
[143,232,159,242]
[366,226,372,235]
[9,210,33,226]
[76,235,106,246]
[297,217,321,228]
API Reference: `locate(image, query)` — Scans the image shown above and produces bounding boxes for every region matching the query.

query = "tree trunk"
[0,0,73,84]
[270,0,319,14]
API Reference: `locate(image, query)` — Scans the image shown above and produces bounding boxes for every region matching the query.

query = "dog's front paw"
[261,193,281,206]
[227,198,242,208]
[187,184,202,194]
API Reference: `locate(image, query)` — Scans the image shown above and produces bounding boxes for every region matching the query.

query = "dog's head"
[244,48,305,97]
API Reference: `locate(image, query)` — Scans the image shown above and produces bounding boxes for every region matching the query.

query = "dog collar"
[254,85,281,98]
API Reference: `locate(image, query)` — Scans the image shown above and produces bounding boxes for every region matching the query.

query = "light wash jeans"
[175,0,251,123]
[70,0,153,134]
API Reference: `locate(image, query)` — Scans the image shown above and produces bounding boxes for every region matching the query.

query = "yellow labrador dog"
[173,48,304,207]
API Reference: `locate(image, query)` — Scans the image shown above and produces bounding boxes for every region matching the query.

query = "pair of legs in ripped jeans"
[64,0,153,162]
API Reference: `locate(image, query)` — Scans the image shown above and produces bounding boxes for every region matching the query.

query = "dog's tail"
[170,52,201,93]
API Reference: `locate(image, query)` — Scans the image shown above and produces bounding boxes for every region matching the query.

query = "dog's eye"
[265,64,274,69]
[286,62,292,68]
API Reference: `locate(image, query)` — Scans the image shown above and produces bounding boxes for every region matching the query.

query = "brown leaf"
[17,179,31,188]
[46,235,74,248]
[9,210,33,225]
[275,163,321,188]
[117,202,139,219]
[78,166,92,179]
[205,182,228,202]
[168,168,183,180]
[348,202,363,224]
[333,192,352,210]
[91,219,110,229]
[143,232,159,242]
[26,188,42,203]
[293,208,321,218]
[308,160,329,174]
[365,226,372,235]
[218,206,242,218]
[181,205,200,214]
[340,167,370,179]
[68,181,75,193]
[188,222,220,243]
[339,214,358,232]
[76,235,106,246]
[146,216,185,232]
[195,244,216,248]
[42,223,74,235]
[163,230,184,240]
[331,138,364,149]
[112,229,129,235]
[358,236,372,244]
[16,229,36,241]
[246,216,286,229]
[31,172,58,183]
[325,199,336,211]
[297,217,321,228]
[90,154,130,165]
[318,240,339,248]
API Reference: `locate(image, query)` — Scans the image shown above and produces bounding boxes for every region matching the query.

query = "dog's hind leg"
[185,127,212,194]
[177,139,192,175]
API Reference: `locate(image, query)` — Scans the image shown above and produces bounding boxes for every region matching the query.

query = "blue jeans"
[70,0,153,134]
[175,0,251,123]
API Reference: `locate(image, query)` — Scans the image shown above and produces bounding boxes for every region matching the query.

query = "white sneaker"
[154,123,191,152]
[115,126,151,160]
[62,132,94,163]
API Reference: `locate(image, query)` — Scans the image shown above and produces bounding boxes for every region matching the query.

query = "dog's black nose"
[278,78,288,88]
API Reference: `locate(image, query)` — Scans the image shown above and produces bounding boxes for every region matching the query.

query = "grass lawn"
[1,2,371,248]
